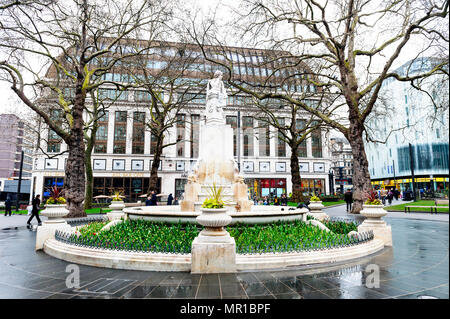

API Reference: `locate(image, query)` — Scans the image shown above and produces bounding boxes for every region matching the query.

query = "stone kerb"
[44,230,383,272]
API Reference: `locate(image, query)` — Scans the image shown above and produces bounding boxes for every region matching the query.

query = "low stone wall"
[43,237,384,272]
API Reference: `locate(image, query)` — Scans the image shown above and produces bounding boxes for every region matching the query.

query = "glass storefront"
[93,177,160,201]
[245,178,286,199]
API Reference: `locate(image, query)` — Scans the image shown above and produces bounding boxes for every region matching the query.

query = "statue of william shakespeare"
[205,70,227,125]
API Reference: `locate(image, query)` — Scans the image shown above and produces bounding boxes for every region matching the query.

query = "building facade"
[329,137,354,193]
[0,113,35,201]
[30,42,333,202]
[365,58,449,194]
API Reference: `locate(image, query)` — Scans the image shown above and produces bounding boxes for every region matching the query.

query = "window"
[243,116,254,157]
[226,116,237,156]
[132,112,145,154]
[432,143,449,170]
[258,119,270,156]
[176,114,185,157]
[311,121,322,158]
[47,110,63,153]
[417,144,431,170]
[296,119,307,158]
[277,118,286,157]
[190,115,200,158]
[113,111,127,154]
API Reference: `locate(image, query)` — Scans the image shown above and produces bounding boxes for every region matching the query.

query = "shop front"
[245,178,287,199]
[371,176,449,193]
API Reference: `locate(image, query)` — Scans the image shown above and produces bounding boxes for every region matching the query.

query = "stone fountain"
[180,70,253,213]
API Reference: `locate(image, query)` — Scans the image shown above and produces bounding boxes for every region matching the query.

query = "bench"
[404,199,448,214]
[404,206,438,214]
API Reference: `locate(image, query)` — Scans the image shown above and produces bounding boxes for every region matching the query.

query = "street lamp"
[328,168,334,195]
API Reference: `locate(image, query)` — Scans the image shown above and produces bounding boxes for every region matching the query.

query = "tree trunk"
[347,125,372,214]
[289,145,304,203]
[65,89,87,218]
[84,123,97,210]
[148,141,162,194]
[84,150,93,210]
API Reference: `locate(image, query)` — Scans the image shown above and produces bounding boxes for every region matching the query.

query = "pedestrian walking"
[27,194,42,228]
[173,197,179,205]
[167,193,174,205]
[344,189,353,212]
[387,189,393,205]
[380,189,387,205]
[4,196,12,216]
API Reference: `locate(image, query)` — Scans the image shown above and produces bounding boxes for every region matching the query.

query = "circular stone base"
[43,237,385,272]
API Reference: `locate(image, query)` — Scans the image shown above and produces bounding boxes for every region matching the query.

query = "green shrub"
[72,219,362,254]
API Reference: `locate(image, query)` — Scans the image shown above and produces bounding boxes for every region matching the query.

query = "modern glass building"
[366,58,449,195]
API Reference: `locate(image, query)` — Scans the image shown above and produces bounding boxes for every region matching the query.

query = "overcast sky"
[0,0,444,118]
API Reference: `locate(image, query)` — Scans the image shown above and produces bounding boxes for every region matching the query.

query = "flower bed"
[57,219,373,255]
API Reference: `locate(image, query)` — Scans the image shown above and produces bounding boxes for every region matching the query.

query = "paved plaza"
[0,204,448,299]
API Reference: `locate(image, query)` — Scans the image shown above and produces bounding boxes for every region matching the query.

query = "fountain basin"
[123,205,308,225]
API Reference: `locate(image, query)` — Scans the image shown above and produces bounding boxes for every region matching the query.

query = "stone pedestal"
[308,201,329,221]
[36,204,71,250]
[191,232,236,274]
[107,201,126,221]
[358,205,392,246]
[191,208,236,273]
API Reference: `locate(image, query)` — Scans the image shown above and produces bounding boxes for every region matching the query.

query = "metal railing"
[54,228,374,256]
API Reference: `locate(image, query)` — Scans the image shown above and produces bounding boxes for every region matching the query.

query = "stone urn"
[360,204,387,219]
[308,201,329,221]
[107,200,126,221]
[358,204,392,246]
[196,207,232,237]
[40,204,69,222]
[36,204,71,250]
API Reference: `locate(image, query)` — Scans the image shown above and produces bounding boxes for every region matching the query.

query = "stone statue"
[205,70,227,125]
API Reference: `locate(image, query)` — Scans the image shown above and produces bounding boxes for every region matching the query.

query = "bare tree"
[117,41,210,194]
[0,0,172,217]
[188,0,448,213]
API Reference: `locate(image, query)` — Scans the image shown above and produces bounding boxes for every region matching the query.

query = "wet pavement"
[0,215,448,299]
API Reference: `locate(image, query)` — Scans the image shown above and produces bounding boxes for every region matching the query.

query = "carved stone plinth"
[191,208,236,273]
[36,204,71,250]
[308,201,329,221]
[107,201,126,221]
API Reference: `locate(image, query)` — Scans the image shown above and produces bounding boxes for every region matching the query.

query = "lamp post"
[15,150,24,212]
[328,168,334,195]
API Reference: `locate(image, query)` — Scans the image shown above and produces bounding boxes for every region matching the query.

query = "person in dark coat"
[344,189,353,212]
[280,194,288,206]
[145,196,151,206]
[4,196,12,216]
[150,191,157,206]
[167,193,174,205]
[27,195,42,227]
[273,195,279,205]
